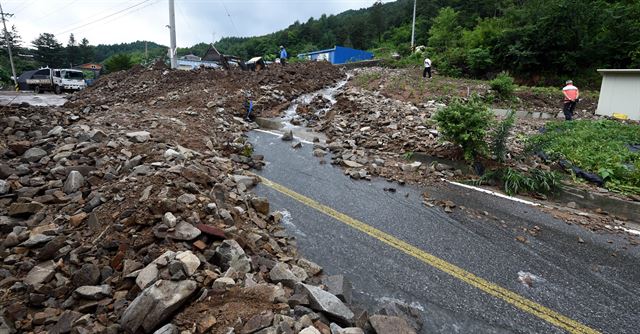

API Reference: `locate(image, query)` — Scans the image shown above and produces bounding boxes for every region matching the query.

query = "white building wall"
[596,70,640,120]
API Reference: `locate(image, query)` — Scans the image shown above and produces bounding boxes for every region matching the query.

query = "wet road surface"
[249,130,640,334]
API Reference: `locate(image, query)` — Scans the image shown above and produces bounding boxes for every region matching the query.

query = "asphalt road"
[248,130,640,334]
[0,91,67,107]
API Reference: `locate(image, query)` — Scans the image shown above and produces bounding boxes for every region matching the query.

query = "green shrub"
[492,110,516,162]
[434,96,495,161]
[490,72,516,100]
[466,47,493,77]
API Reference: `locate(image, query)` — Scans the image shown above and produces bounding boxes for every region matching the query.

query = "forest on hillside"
[214,0,640,85]
[1,0,639,85]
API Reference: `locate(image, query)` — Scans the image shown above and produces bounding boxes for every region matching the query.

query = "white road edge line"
[445,180,540,206]
[253,128,314,145]
[447,180,640,235]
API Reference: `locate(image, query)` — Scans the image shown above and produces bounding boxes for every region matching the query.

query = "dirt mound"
[68,62,344,118]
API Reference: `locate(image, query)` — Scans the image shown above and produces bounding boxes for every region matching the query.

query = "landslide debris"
[0,63,422,333]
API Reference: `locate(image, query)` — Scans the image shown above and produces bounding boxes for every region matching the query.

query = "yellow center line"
[258,175,600,334]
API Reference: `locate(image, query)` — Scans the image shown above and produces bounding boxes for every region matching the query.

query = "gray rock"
[64,170,85,194]
[213,239,251,273]
[232,175,256,188]
[269,262,301,287]
[73,263,101,287]
[24,261,56,287]
[313,148,326,157]
[177,193,196,205]
[435,163,453,171]
[322,275,352,304]
[401,162,422,172]
[162,212,177,228]
[212,277,235,290]
[369,315,416,334]
[342,160,363,168]
[242,311,274,334]
[153,323,179,334]
[281,130,293,141]
[163,149,184,160]
[301,284,354,324]
[0,314,16,334]
[0,180,9,195]
[74,284,113,300]
[137,251,176,289]
[48,126,63,136]
[168,222,201,241]
[23,147,47,162]
[299,327,321,334]
[375,301,423,331]
[120,279,197,334]
[19,234,53,248]
[297,258,323,276]
[126,131,151,143]
[329,324,364,334]
[175,251,200,276]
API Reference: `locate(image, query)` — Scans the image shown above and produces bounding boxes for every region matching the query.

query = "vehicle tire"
[54,85,62,94]
[34,86,41,94]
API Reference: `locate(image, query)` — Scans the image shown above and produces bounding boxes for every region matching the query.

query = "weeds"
[527,120,640,194]
[474,168,561,196]
[402,151,414,160]
[492,110,516,162]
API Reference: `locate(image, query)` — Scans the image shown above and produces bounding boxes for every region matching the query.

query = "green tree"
[428,7,462,52]
[104,53,133,73]
[66,33,81,67]
[78,38,95,64]
[32,33,65,68]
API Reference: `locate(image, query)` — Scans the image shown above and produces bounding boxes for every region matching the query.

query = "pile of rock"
[1,64,423,333]
[311,86,461,185]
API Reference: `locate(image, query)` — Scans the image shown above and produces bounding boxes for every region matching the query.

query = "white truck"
[26,68,86,94]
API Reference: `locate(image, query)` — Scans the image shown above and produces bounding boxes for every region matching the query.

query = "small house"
[596,69,640,120]
[297,46,373,65]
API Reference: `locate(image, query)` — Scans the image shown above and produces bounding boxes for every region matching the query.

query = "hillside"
[213,0,640,85]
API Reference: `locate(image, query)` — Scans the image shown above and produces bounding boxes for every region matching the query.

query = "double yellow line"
[259,176,599,334]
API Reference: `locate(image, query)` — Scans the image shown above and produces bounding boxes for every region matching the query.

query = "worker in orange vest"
[562,80,579,120]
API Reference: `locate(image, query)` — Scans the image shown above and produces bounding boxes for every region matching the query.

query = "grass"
[527,120,640,194]
[473,168,562,196]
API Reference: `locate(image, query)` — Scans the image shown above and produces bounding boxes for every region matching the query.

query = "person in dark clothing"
[562,80,579,120]
[243,94,254,121]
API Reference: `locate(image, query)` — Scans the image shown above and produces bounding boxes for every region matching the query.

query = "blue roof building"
[297,46,373,65]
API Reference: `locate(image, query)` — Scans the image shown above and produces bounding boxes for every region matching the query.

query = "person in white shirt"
[423,57,432,79]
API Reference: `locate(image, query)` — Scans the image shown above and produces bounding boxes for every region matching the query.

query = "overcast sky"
[3,0,392,48]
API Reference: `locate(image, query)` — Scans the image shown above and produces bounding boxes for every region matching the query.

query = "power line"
[218,0,240,37]
[55,0,154,37]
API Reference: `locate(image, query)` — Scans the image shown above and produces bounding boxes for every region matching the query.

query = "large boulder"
[300,284,354,324]
[120,280,197,333]
[23,147,47,162]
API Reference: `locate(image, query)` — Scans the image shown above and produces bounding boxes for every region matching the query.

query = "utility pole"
[410,0,416,51]
[168,0,177,69]
[0,1,17,89]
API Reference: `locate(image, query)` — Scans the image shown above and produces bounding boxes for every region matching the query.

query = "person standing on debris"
[244,94,254,121]
[423,57,432,79]
[279,46,288,66]
[562,80,580,120]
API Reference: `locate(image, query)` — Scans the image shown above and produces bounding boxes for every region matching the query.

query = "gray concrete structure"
[596,69,640,120]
